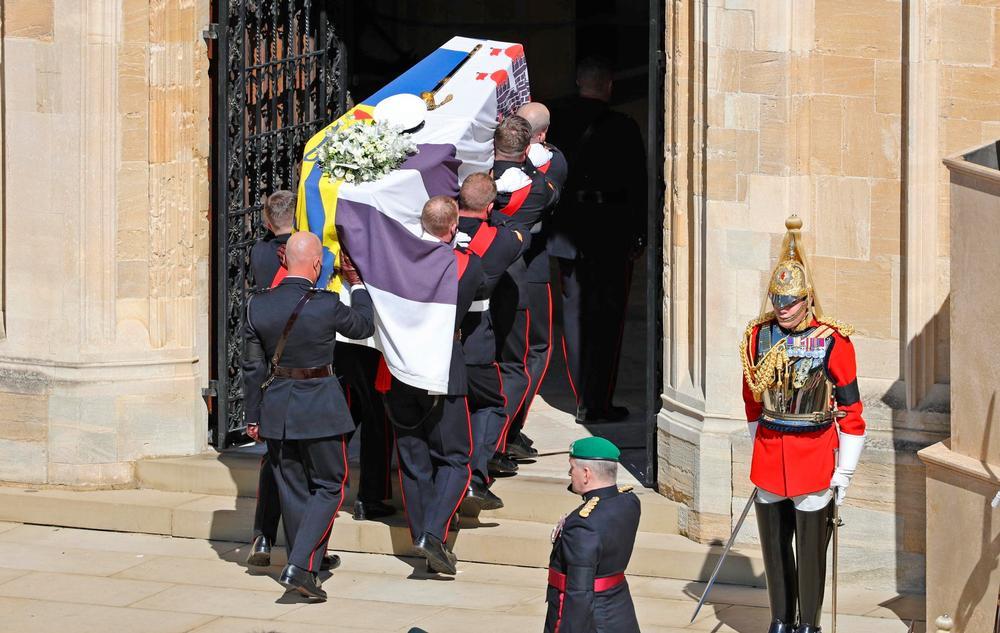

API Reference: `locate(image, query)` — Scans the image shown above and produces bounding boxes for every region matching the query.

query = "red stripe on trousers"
[492,361,512,454]
[520,283,553,426]
[561,334,579,404]
[442,398,474,541]
[307,436,348,571]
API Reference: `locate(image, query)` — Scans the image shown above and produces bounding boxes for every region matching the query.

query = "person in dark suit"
[544,437,641,633]
[548,57,647,424]
[489,115,561,458]
[245,190,295,568]
[455,173,530,511]
[384,195,486,575]
[243,231,375,600]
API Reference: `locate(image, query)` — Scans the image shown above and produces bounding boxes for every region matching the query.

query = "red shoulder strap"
[468,223,498,257]
[454,249,471,279]
[496,184,531,216]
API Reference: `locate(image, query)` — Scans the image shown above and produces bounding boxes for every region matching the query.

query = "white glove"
[830,432,865,505]
[748,421,758,440]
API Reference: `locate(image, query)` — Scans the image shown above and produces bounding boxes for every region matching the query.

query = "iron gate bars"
[209,0,346,448]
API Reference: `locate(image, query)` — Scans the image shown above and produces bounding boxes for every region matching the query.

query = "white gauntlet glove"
[831,432,865,506]
[748,420,759,440]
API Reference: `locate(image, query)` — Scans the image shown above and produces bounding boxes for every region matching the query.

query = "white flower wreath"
[315,121,418,184]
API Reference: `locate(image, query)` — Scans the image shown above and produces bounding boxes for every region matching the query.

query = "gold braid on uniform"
[579,497,599,518]
[739,312,789,401]
[618,486,634,494]
[815,315,855,338]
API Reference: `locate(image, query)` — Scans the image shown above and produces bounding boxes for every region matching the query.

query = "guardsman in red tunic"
[741,217,865,633]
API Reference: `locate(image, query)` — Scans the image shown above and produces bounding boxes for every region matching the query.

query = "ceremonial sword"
[832,497,845,633]
[690,488,759,623]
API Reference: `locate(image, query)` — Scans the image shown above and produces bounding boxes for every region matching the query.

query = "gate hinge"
[203,23,219,41]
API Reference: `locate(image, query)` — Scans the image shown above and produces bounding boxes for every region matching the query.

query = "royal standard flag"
[296,36,531,392]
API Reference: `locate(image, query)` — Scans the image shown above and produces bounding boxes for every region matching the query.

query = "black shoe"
[320,553,341,571]
[768,621,796,633]
[793,626,820,633]
[245,535,272,567]
[353,499,395,521]
[488,453,519,476]
[575,405,630,423]
[462,481,504,512]
[518,431,535,448]
[278,563,327,600]
[413,533,457,575]
[506,434,538,459]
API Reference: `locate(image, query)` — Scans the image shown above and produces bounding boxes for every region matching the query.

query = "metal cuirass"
[756,323,835,433]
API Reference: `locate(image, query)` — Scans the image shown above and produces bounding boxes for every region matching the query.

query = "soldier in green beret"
[543,436,641,633]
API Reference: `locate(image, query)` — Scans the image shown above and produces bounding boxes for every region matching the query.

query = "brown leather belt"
[272,364,334,379]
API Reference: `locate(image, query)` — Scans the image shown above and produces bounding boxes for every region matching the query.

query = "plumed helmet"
[766,216,815,310]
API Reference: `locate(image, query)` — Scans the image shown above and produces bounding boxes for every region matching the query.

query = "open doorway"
[341,1,665,485]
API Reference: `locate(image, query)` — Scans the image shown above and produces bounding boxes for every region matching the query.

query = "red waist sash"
[547,568,626,593]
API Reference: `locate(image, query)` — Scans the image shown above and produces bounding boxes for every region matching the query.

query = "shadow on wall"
[885,296,950,594]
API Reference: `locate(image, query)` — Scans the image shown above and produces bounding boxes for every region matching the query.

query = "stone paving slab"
[0,540,152,576]
[0,595,215,633]
[0,523,926,633]
[0,570,172,606]
[0,524,241,559]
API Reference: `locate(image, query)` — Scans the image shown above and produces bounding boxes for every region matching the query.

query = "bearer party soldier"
[384,196,487,575]
[454,172,531,512]
[243,232,375,601]
[489,115,562,460]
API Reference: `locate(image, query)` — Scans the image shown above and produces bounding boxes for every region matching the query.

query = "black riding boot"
[755,499,798,629]
[794,499,835,631]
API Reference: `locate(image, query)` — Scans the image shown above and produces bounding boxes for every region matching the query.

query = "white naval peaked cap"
[373,93,427,131]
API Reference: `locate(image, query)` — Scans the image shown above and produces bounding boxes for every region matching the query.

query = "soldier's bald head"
[285,231,322,282]
[516,102,550,142]
[421,195,459,242]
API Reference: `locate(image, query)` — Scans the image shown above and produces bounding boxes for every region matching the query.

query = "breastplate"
[756,323,834,419]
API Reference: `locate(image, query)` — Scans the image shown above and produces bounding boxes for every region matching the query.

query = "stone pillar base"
[657,399,744,543]
[919,440,1000,632]
[0,356,206,486]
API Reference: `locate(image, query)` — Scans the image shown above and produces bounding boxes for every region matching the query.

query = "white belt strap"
[469,299,490,312]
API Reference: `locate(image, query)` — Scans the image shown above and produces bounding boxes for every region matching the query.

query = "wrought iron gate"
[207,1,347,448]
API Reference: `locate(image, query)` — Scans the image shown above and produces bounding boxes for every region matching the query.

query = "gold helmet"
[767,216,814,311]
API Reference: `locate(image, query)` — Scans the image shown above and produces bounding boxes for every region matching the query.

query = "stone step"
[0,485,762,586]
[135,452,681,535]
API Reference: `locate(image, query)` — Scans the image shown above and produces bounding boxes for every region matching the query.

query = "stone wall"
[0,0,211,485]
[658,0,1000,592]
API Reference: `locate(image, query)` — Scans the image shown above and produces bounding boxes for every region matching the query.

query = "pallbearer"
[544,437,640,633]
[740,216,865,633]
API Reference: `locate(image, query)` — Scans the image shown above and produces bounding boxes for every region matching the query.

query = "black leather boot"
[795,499,835,630]
[413,533,457,575]
[245,535,271,567]
[755,499,798,627]
[279,563,326,600]
[353,499,395,521]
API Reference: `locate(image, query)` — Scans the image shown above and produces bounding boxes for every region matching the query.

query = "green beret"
[569,437,621,462]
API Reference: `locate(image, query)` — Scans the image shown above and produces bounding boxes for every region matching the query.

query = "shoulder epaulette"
[578,496,599,518]
[312,287,339,295]
[744,312,775,335]
[815,315,855,338]
[618,485,634,494]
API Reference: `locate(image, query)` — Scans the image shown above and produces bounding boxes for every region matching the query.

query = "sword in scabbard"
[832,499,845,633]
[690,488,759,623]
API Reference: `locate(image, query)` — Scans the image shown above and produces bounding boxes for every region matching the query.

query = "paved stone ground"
[0,520,925,633]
